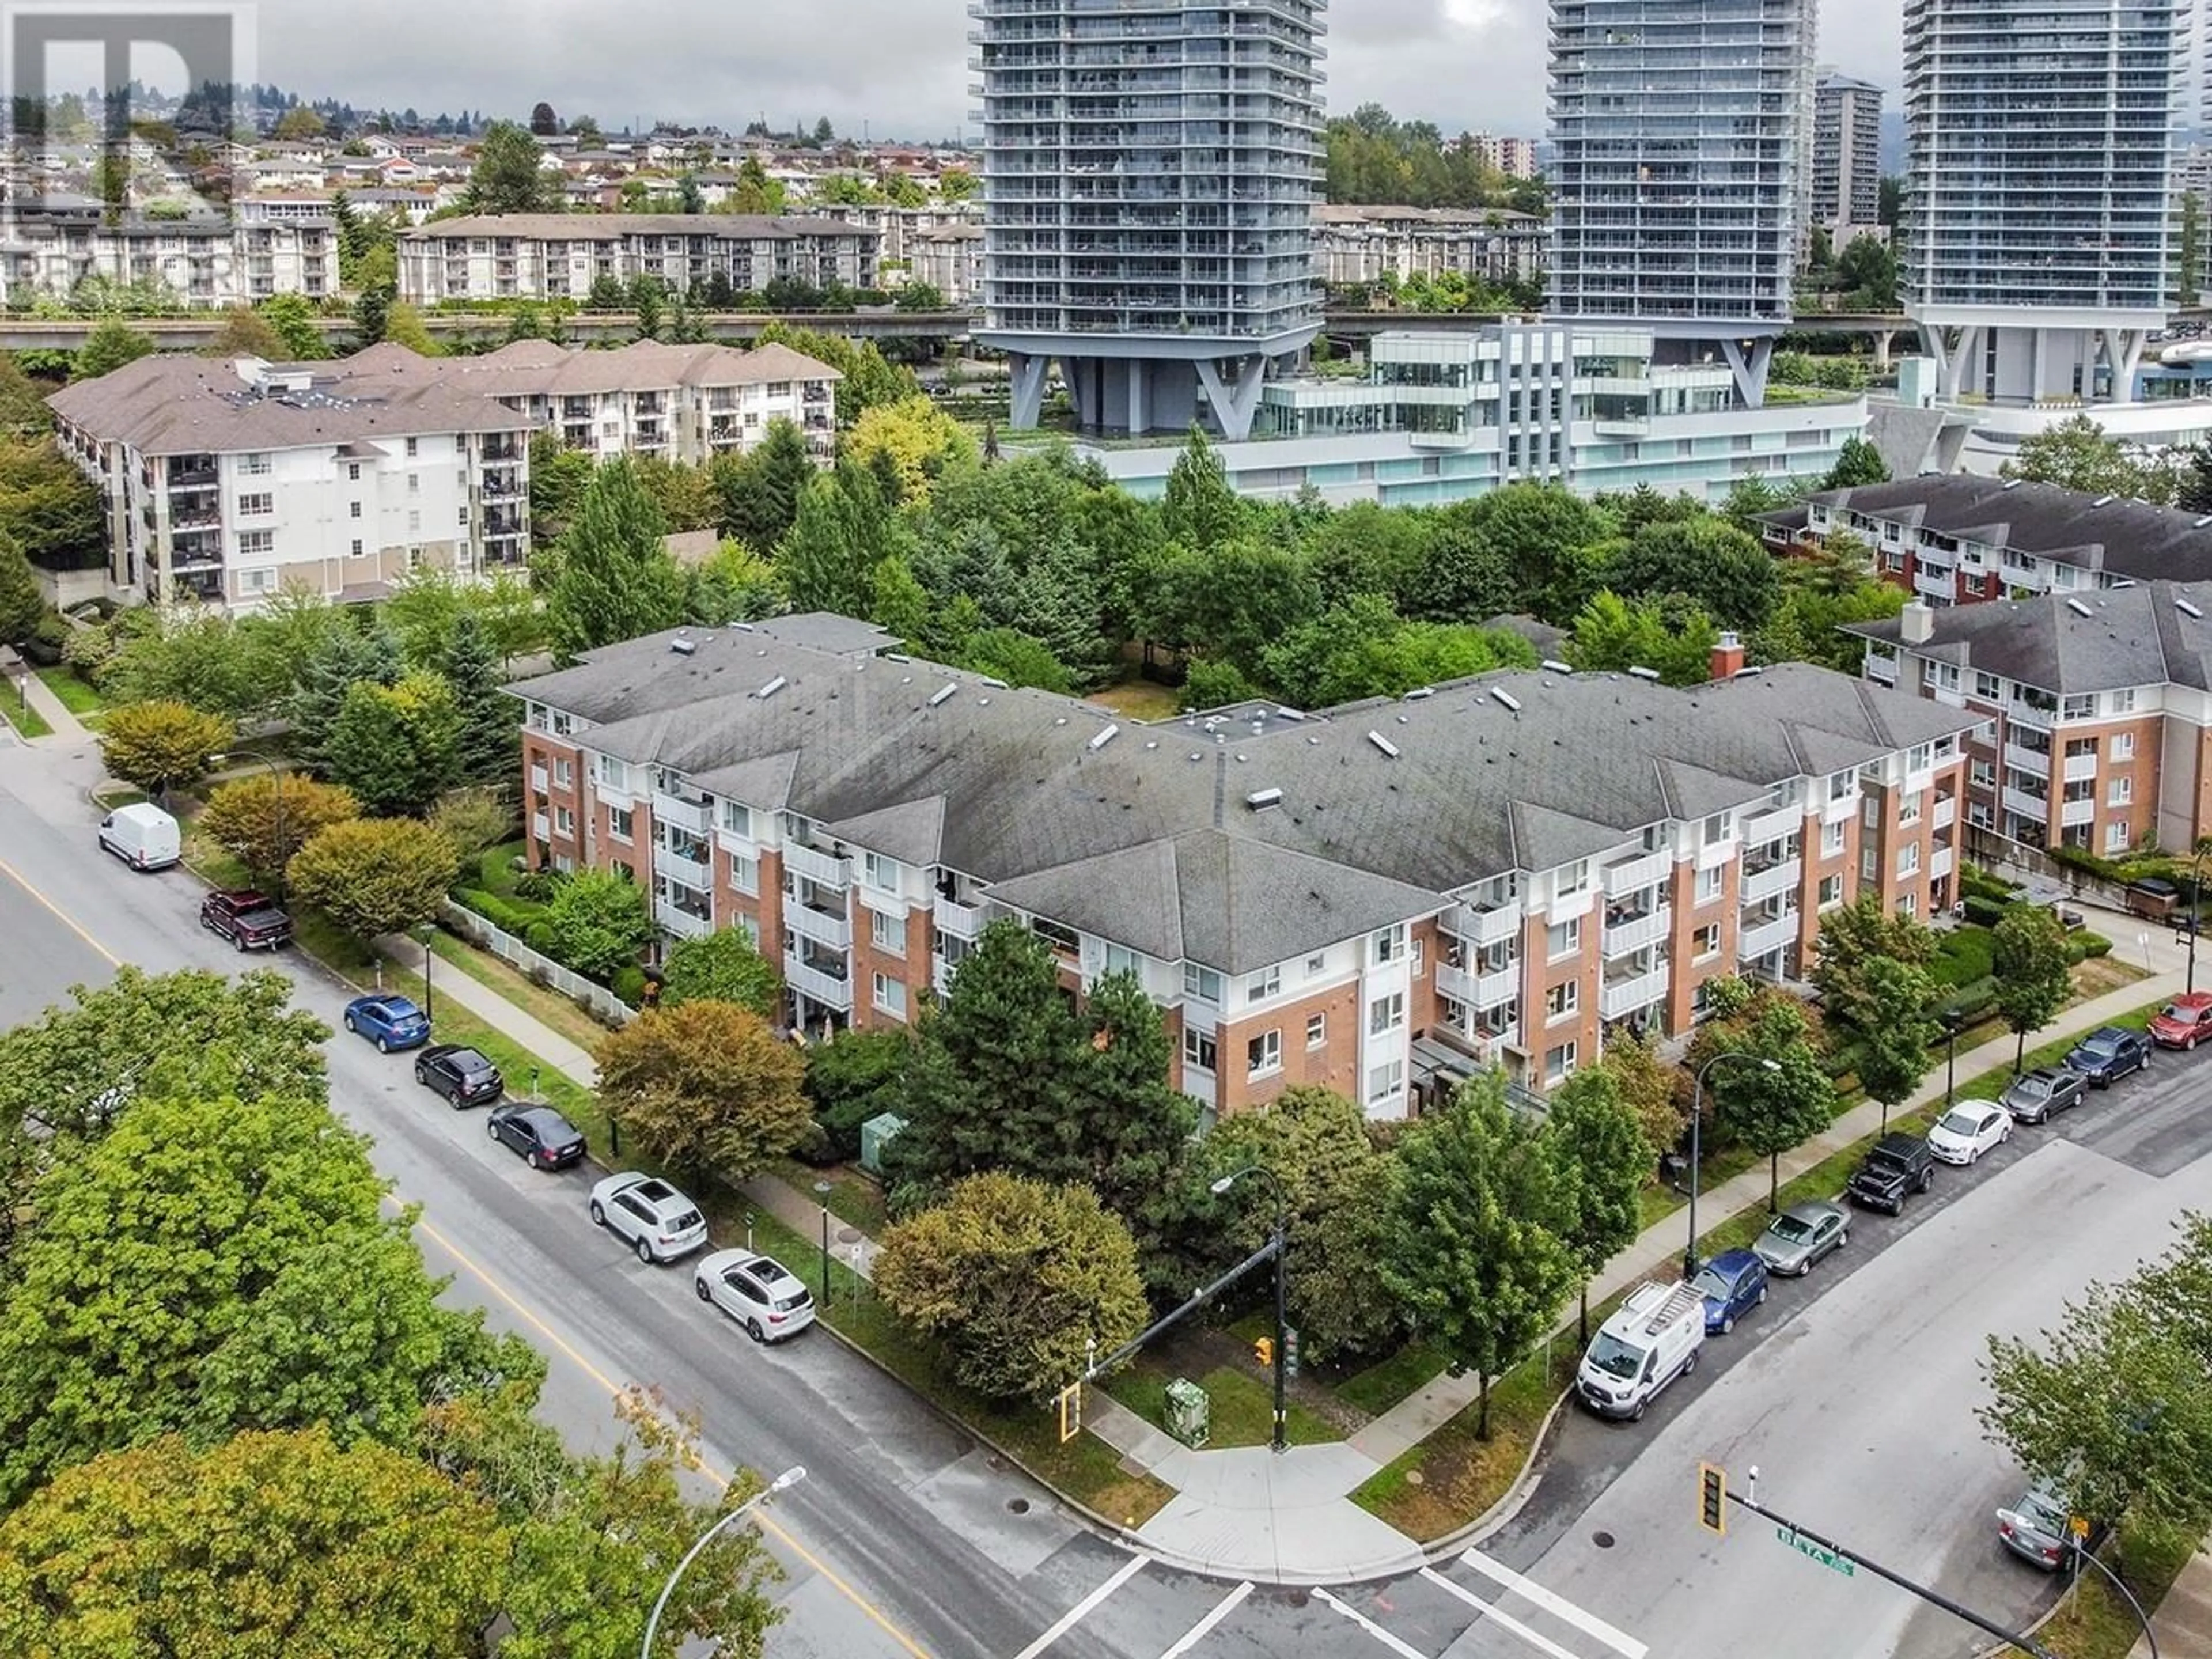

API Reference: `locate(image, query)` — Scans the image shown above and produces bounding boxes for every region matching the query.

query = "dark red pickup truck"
[199,889,293,951]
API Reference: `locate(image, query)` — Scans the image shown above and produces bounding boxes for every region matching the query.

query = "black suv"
[413,1043,505,1108]
[1847,1134,1936,1214]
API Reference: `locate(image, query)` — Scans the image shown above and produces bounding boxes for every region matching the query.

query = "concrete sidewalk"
[2129,1539,2212,1658]
[5,668,88,744]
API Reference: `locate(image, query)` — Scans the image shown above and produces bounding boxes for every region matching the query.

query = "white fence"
[441,900,636,1028]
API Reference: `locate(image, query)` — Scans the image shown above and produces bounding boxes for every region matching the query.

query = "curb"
[1422,1385,1575,1562]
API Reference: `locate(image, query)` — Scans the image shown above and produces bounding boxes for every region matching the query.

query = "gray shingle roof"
[1808,475,2212,586]
[402,212,872,241]
[1846,584,2212,694]
[330,338,842,398]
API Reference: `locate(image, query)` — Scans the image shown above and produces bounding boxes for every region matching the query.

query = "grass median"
[0,694,52,740]
[2039,1521,2196,1659]
[34,667,106,726]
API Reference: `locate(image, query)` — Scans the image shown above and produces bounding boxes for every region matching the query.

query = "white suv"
[588,1172,708,1264]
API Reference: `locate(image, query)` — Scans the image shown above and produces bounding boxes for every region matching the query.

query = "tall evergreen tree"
[775,465,888,618]
[715,418,815,550]
[1070,971,1198,1231]
[1160,427,1243,551]
[543,456,685,662]
[287,620,399,780]
[443,611,512,785]
[0,530,39,645]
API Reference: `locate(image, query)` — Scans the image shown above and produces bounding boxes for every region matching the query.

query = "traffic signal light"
[1253,1335,1274,1368]
[1284,1327,1301,1378]
[1699,1463,1727,1536]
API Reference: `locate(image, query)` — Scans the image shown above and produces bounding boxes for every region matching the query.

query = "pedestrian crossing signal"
[1253,1335,1274,1368]
[1699,1463,1727,1536]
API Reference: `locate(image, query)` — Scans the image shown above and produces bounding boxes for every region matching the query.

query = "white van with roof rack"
[1575,1279,1706,1421]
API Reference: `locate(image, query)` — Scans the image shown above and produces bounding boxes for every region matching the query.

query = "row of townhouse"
[1315,204,1548,287]
[513,619,1978,1119]
[1787,476,2212,608]
[1850,589,2212,859]
[46,354,531,609]
[395,214,880,305]
[0,215,338,308]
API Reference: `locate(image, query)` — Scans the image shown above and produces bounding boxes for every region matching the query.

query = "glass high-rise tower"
[969,0,1326,439]
[1903,0,2184,406]
[1546,0,1819,406]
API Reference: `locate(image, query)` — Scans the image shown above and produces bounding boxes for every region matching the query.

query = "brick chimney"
[1709,630,1746,681]
[1900,600,1936,645]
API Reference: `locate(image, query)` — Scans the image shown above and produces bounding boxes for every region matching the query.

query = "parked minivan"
[1576,1279,1706,1422]
[96,802,180,871]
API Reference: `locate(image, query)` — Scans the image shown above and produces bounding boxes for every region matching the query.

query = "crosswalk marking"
[1455,1548,1649,1659]
[1423,1567,1583,1659]
[1313,1587,1430,1659]
[1158,1581,1253,1658]
[1012,1553,1152,1659]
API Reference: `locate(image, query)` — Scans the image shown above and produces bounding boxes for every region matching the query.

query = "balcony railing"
[2059,797,2096,828]
[2061,752,2099,784]
[783,841,850,889]
[656,900,713,941]
[1738,912,1798,963]
[2004,741,2051,777]
[1601,904,1671,956]
[1444,900,1522,948]
[2002,785,2050,821]
[531,810,549,842]
[530,763,548,793]
[786,900,853,952]
[785,952,854,1013]
[653,841,710,885]
[1601,849,1669,899]
[1930,845,1955,880]
[1741,857,1802,908]
[1600,966,1668,1021]
[933,892,988,941]
[1933,796,1956,831]
[1741,805,1800,847]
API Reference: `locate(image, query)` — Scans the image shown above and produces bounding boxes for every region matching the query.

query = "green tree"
[1835,233,1899,309]
[1609,515,1781,631]
[847,395,976,506]
[200,772,361,883]
[257,291,327,359]
[1855,955,1941,1133]
[1593,1029,1687,1160]
[714,418,814,549]
[538,867,650,979]
[326,671,462,817]
[465,120,556,214]
[0,531,38,644]
[444,610,515,786]
[775,464,895,616]
[1822,435,1891,490]
[71,315,154,381]
[384,565,471,667]
[1565,589,1720,686]
[1141,537,1321,679]
[0,1090,531,1508]
[200,302,288,359]
[96,698,232,799]
[286,817,461,944]
[875,1172,1148,1406]
[528,431,596,547]
[1809,892,1938,1036]
[2002,414,2158,503]
[0,354,55,437]
[687,537,783,626]
[1709,995,1836,1212]
[1068,971,1200,1239]
[1380,1075,1580,1438]
[1160,428,1244,551]
[593,1002,809,1188]
[1992,903,2074,1071]
[289,618,400,778]
[1259,593,1535,707]
[0,1428,507,1657]
[660,927,782,1019]
[544,456,685,662]
[0,965,328,1142]
[1544,1069,1654,1343]
[0,438,105,571]
[802,1027,914,1161]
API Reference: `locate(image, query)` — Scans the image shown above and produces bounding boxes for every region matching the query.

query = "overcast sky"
[243,0,1906,138]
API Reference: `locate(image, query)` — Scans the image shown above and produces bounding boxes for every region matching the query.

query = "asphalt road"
[4,724,2203,1659]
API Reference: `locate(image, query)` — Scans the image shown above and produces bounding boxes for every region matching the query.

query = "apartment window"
[1693,923,1721,960]
[1556,859,1590,897]
[1974,672,2001,700]
[1372,924,1406,965]
[1861,848,1878,882]
[2112,688,2138,714]
[1247,1030,1282,1078]
[1897,893,1918,919]
[2107,820,2132,853]
[1247,965,1281,1003]
[862,850,899,891]
[240,452,270,475]
[553,757,573,786]
[1545,980,1579,1022]
[553,805,575,835]
[719,800,752,838]
[2062,694,2096,720]
[408,510,421,533]
[728,851,758,895]
[1368,992,1406,1037]
[1368,1059,1404,1104]
[347,462,361,482]
[407,472,420,495]
[1305,952,1327,978]
[872,972,907,1019]
[1103,942,1139,978]
[1862,795,1880,829]
[1818,873,1844,908]
[1702,812,1730,846]
[1822,819,1846,857]
[1183,1027,1218,1074]
[1544,1041,1577,1086]
[1695,865,1724,904]
[608,806,634,841]
[1897,842,1920,877]
[237,491,271,516]
[236,529,273,556]
[1899,791,1922,827]
[1412,936,1425,976]
[2112,732,2135,762]
[347,538,363,558]
[870,908,905,957]
[1828,770,1853,802]
[457,505,469,526]
[1546,917,1581,960]
[1932,662,1960,693]
[349,500,362,519]
[404,437,418,457]
[1970,759,1997,789]
[1184,964,1224,1003]
[1306,1013,1327,1050]
[599,756,630,791]
[237,567,274,594]
[2109,777,2133,807]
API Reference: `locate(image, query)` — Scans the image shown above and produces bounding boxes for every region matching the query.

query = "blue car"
[1691,1249,1770,1336]
[343,994,431,1053]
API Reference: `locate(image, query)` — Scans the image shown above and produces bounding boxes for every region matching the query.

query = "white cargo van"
[1576,1279,1706,1421]
[96,802,181,871]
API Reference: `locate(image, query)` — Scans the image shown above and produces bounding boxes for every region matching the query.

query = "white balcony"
[1602,905,1671,956]
[653,791,711,835]
[2062,752,2099,784]
[1864,651,1898,685]
[1930,845,1955,880]
[1914,567,1956,602]
[2003,786,2050,821]
[1933,796,1956,831]
[1600,967,1668,1021]
[783,840,850,889]
[933,957,956,998]
[933,892,988,941]
[531,811,548,841]
[1741,806,1800,847]
[1601,849,1669,899]
[1740,857,1802,907]
[656,901,713,941]
[1438,961,1519,1010]
[2059,797,2096,828]
[653,842,710,885]
[1446,901,1523,948]
[2003,742,2051,777]
[785,952,854,1013]
[786,900,853,951]
[1738,912,1798,963]
[529,763,548,793]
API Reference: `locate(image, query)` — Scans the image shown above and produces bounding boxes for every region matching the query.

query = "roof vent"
[1275,707,1306,722]
[1368,730,1401,759]
[2195,516,2212,529]
[2092,495,2116,507]
[2002,478,2021,490]
[1733,665,1764,679]
[2065,598,2093,618]
[979,676,1009,690]
[1404,687,1435,701]
[927,683,957,707]
[754,675,786,699]
[1246,787,1284,812]
[1628,665,1661,681]
[1541,658,1575,675]
[2181,598,2206,619]
[885,651,911,663]
[670,637,696,656]
[733,622,756,632]
[1491,688,1522,713]
[1087,724,1119,752]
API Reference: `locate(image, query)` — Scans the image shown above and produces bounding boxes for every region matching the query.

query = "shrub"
[1930,927,1996,988]
[524,920,556,956]
[611,965,647,1007]
[2079,931,2113,960]
[543,868,653,981]
[512,870,556,903]
[1961,895,2008,929]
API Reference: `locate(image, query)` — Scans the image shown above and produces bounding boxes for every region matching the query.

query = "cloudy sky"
[241,0,1906,138]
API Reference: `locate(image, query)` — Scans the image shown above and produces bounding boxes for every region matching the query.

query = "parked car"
[198,888,291,952]
[342,994,430,1053]
[2150,993,2212,1050]
[1999,1067,2088,1124]
[1752,1200,1850,1276]
[486,1101,586,1171]
[1574,1279,1705,1421]
[1997,1479,2104,1570]
[96,802,180,871]
[1928,1099,2012,1165]
[413,1043,504,1108]
[1690,1249,1770,1335]
[589,1172,708,1264]
[2049,903,2086,933]
[1847,1134,1937,1213]
[2064,1025,2152,1087]
[694,1248,816,1343]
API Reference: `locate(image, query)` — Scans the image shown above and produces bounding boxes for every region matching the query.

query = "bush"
[1935,976,2000,1027]
[1961,895,2008,929]
[1931,927,1995,988]
[453,886,540,939]
[2079,931,2113,960]
[513,871,556,903]
[524,920,556,956]
[611,965,647,1008]
[1959,864,2021,905]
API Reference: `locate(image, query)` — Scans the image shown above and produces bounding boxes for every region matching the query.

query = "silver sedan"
[1752,1200,1850,1277]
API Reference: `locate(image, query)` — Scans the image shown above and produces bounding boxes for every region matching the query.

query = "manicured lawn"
[1350,1347,1569,1541]
[0,693,51,740]
[34,666,107,724]
[1101,1358,1337,1450]
[773,1159,888,1236]
[1090,676,1182,722]
[2036,1521,2196,1659]
[429,929,614,1056]
[1335,1343,1449,1418]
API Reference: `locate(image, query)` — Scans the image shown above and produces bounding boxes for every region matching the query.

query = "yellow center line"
[0,851,120,967]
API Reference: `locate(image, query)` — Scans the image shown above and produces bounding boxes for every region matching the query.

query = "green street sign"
[1775,1524,1857,1579]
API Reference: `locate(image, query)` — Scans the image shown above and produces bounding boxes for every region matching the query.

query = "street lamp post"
[1941,1009,1967,1111]
[416,923,435,1023]
[2067,1542,2158,1659]
[1685,1052,1782,1281]
[1211,1163,1290,1455]
[638,1465,805,1659]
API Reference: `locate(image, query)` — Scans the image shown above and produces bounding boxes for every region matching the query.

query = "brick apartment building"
[513,619,1979,1120]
